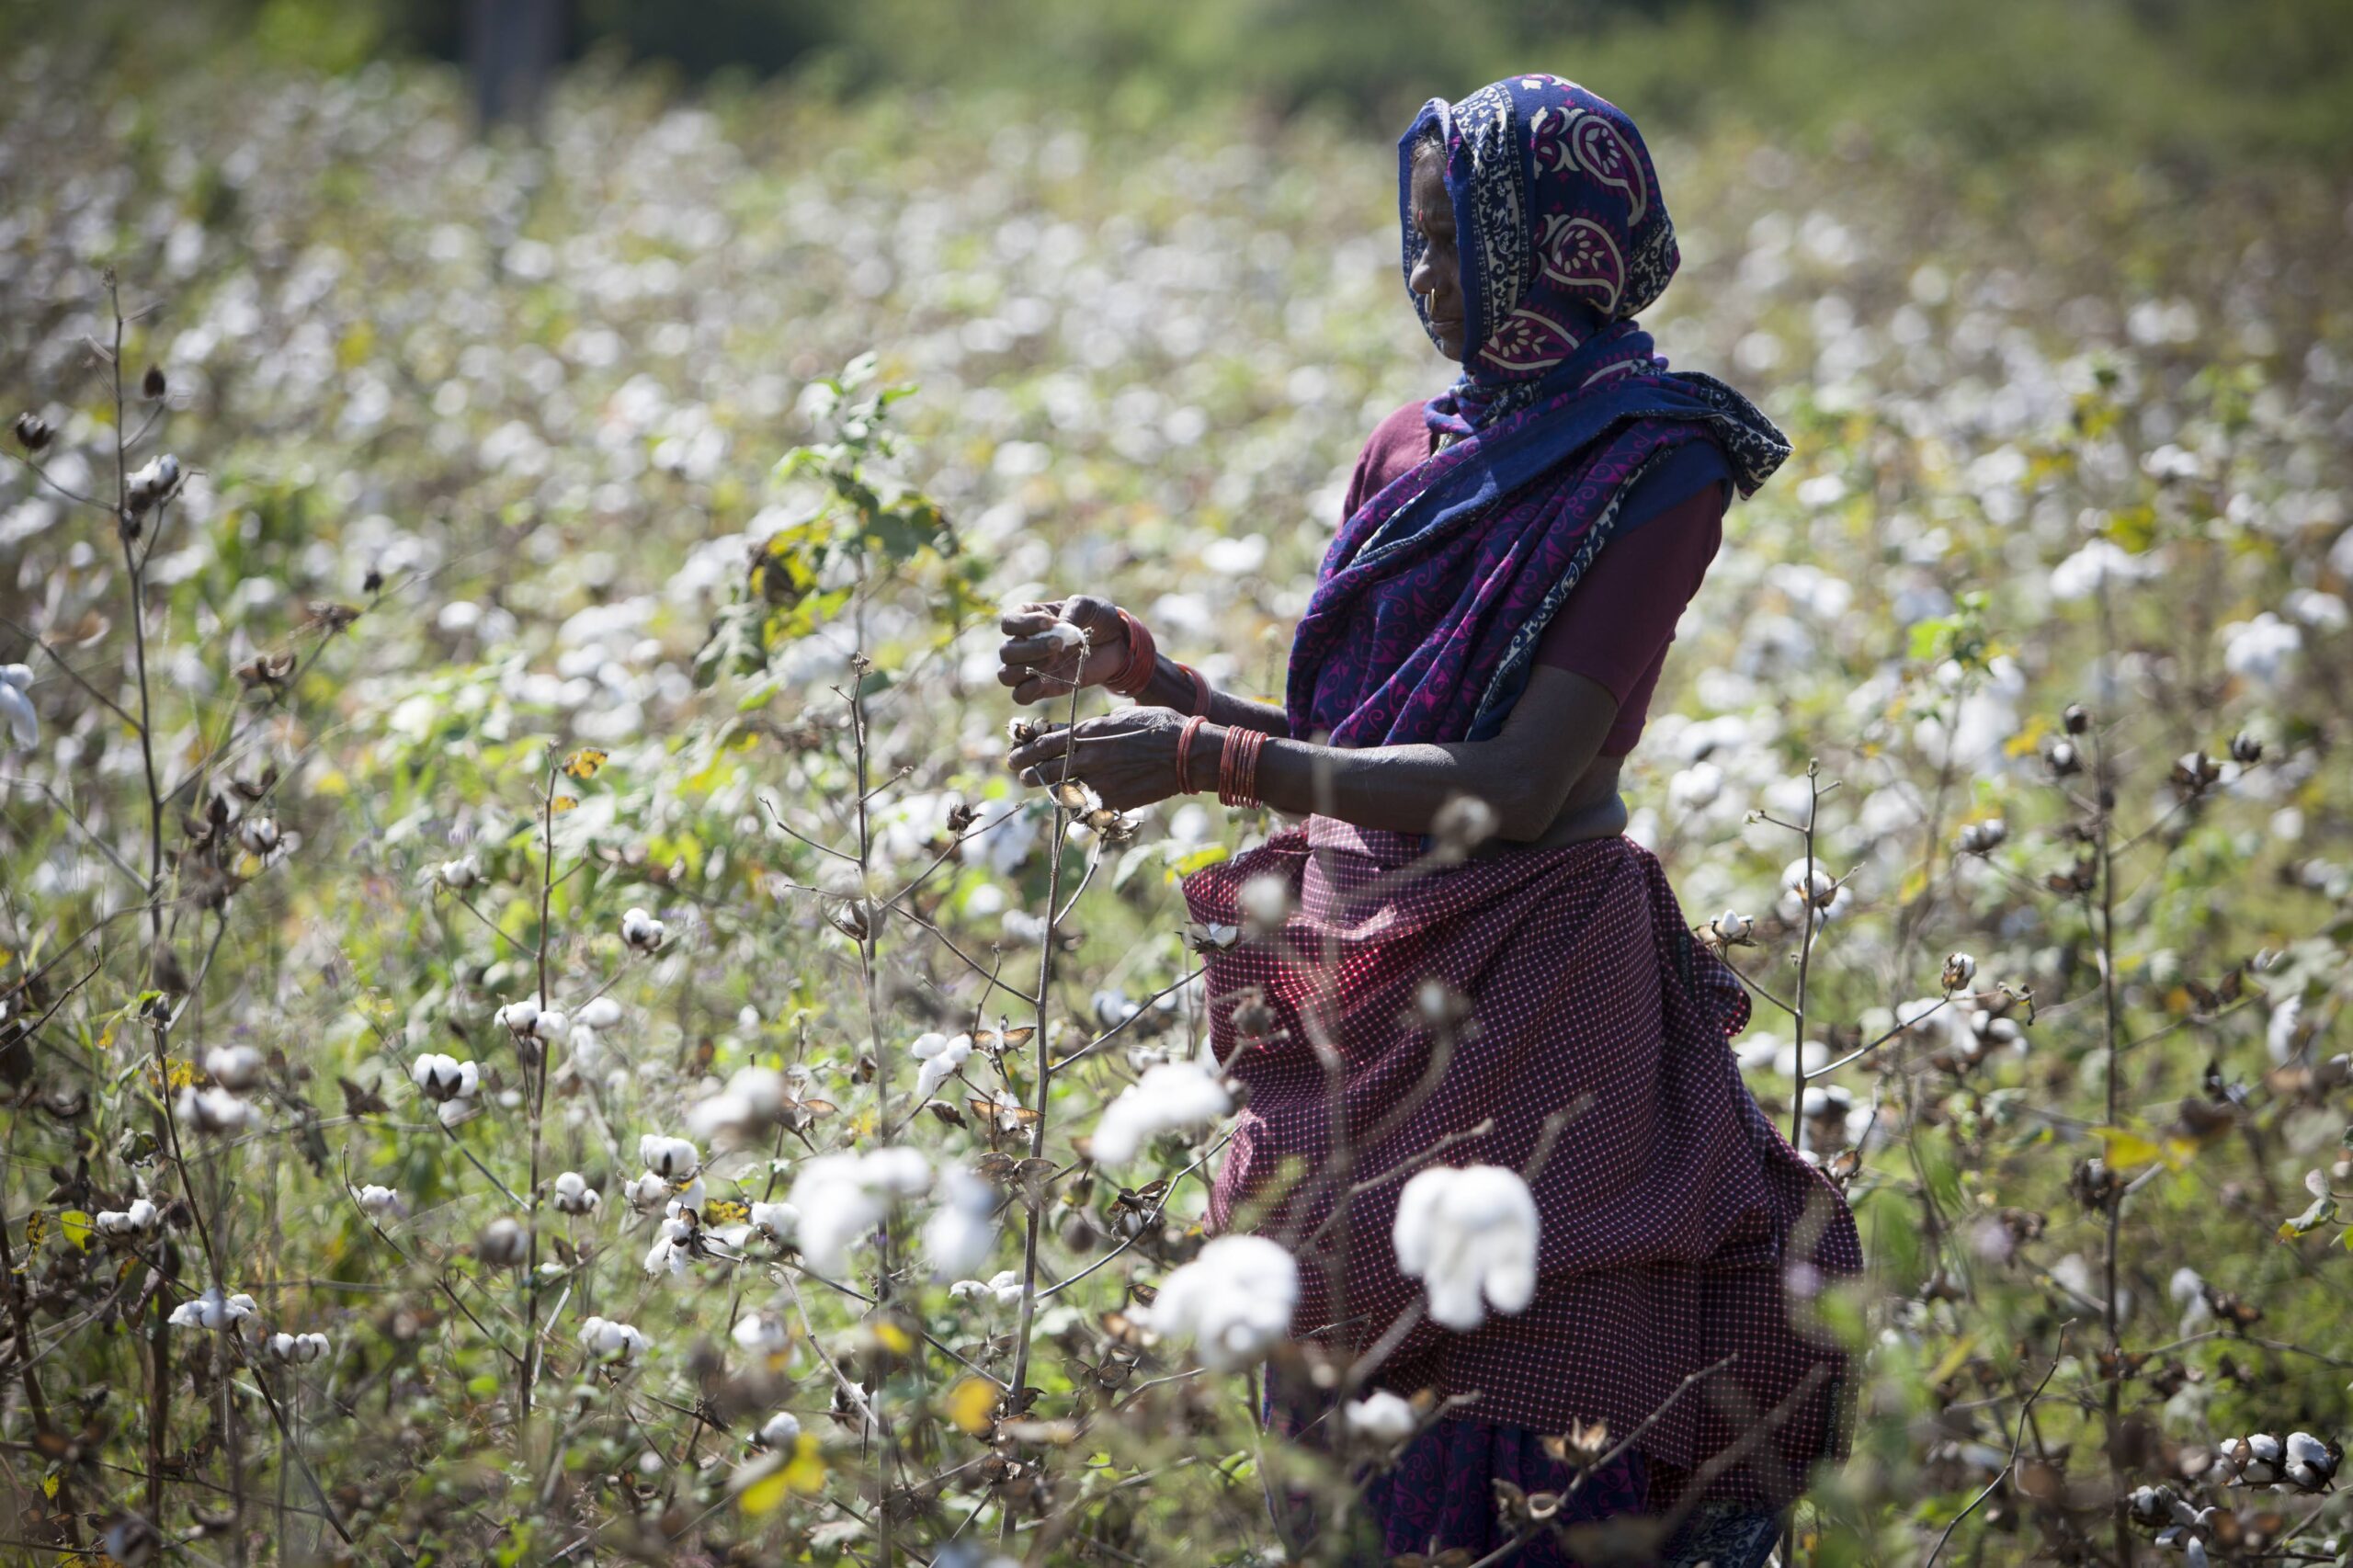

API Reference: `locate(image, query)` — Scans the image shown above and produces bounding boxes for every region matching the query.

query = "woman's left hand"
[1007,708,1194,811]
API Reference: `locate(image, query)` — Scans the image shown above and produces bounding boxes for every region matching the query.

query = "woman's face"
[1407,151,1467,361]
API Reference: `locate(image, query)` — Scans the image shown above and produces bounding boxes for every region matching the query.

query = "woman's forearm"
[1138,653,1290,737]
[1215,728,1550,838]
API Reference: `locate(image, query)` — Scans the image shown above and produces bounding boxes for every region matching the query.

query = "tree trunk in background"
[466,0,565,131]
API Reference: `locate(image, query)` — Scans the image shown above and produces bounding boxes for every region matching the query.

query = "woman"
[999,74,1859,1565]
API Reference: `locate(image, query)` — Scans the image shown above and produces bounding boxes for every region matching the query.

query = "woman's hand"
[1007,708,1192,811]
[997,595,1130,706]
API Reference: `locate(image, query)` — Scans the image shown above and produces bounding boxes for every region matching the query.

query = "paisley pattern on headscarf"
[1405,74,1680,429]
[1282,74,1789,749]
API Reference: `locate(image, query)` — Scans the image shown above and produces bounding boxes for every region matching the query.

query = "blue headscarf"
[1284,74,1790,747]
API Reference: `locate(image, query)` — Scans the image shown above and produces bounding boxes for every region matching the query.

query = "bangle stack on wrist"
[1216,725,1267,808]
[1106,608,1157,697]
[1176,715,1210,794]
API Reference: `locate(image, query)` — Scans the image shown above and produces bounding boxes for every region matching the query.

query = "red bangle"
[1176,662,1212,717]
[1107,609,1157,697]
[1176,715,1209,794]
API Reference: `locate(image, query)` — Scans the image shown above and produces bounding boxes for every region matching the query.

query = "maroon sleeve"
[1342,399,1438,521]
[1533,482,1728,756]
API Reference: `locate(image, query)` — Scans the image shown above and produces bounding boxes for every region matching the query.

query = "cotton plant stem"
[521,763,559,1436]
[1000,645,1087,1542]
[2090,715,2131,1568]
[846,657,903,1568]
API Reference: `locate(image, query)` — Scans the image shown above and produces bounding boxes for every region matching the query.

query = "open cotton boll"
[167,1287,258,1331]
[924,1165,999,1278]
[1392,1165,1540,1332]
[353,1184,404,1219]
[1344,1390,1418,1443]
[686,1066,787,1142]
[203,1045,264,1090]
[638,1133,699,1182]
[1136,1234,1298,1371]
[788,1148,932,1272]
[911,1031,973,1100]
[576,996,624,1030]
[410,1052,479,1103]
[578,1315,648,1363]
[1089,1062,1233,1165]
[553,1171,600,1215]
[0,665,36,749]
[759,1411,802,1449]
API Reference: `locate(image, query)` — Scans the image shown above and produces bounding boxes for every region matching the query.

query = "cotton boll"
[912,1031,973,1099]
[758,1411,802,1449]
[353,1184,404,1219]
[0,664,37,748]
[576,996,624,1030]
[732,1311,791,1358]
[620,906,666,952]
[1392,1165,1540,1332]
[203,1045,264,1090]
[749,1201,798,1243]
[167,1287,258,1331]
[176,1085,253,1132]
[1137,1234,1299,1371]
[1089,1062,1233,1165]
[686,1068,787,1142]
[553,1171,600,1215]
[410,1052,480,1103]
[788,1148,934,1273]
[638,1134,700,1182]
[1344,1389,1418,1443]
[923,1165,998,1278]
[578,1315,649,1363]
[494,999,540,1035]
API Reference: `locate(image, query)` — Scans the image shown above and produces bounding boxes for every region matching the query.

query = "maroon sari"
[1184,817,1860,1512]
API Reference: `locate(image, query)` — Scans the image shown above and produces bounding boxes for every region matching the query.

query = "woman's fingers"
[999,602,1064,635]
[1006,728,1074,773]
[998,626,1085,666]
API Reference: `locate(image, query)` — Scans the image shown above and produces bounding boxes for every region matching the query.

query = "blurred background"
[24,0,2353,163]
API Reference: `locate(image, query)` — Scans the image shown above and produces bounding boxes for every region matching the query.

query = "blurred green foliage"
[34,0,2353,168]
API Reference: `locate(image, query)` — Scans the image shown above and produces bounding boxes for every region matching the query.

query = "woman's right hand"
[997,595,1131,706]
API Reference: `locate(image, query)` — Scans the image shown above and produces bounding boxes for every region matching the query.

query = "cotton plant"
[1088,1061,1233,1165]
[1392,1165,1540,1332]
[1136,1234,1300,1371]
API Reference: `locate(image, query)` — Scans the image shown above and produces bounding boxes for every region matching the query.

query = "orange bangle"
[1107,609,1157,697]
[1176,715,1209,794]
